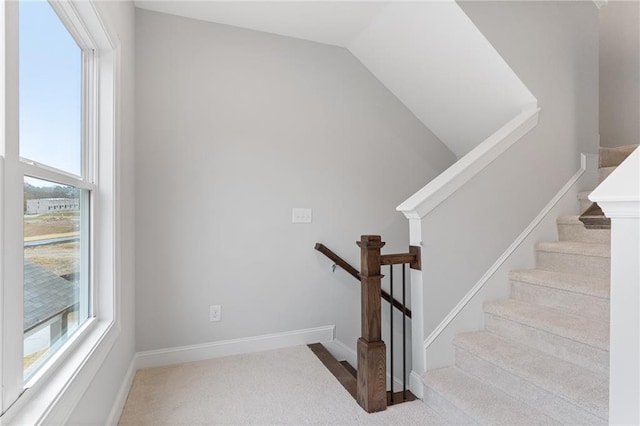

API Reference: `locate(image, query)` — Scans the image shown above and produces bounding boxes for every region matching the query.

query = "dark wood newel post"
[356,235,387,413]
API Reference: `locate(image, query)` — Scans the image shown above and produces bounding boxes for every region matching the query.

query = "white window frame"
[0,1,120,423]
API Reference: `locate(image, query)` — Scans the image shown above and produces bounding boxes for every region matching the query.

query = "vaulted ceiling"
[135,1,388,47]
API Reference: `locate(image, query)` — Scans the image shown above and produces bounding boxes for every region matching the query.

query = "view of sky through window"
[19,0,82,176]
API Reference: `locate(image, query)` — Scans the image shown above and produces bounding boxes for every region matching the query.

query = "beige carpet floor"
[118,345,445,425]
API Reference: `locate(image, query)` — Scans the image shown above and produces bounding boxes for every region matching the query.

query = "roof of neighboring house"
[24,260,77,333]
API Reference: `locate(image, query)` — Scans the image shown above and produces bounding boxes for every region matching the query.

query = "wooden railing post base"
[357,338,387,413]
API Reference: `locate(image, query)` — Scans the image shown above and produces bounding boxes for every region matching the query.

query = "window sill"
[0,319,119,425]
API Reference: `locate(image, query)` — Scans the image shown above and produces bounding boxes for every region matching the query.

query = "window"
[19,0,82,176]
[1,0,119,420]
[19,0,90,383]
[23,177,89,382]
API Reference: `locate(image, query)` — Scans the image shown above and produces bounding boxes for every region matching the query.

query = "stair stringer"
[421,153,598,376]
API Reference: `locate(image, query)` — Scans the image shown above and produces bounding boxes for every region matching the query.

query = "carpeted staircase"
[422,145,638,425]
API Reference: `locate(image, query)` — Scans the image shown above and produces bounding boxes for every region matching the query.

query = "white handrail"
[397,107,540,219]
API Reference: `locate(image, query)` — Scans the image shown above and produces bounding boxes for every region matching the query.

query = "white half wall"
[134,9,455,364]
[424,154,598,369]
[590,148,640,425]
[399,1,599,373]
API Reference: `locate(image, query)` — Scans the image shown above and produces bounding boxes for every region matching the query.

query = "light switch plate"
[209,305,221,322]
[292,208,312,224]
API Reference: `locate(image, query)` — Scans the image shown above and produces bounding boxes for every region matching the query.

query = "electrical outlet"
[209,305,221,322]
[292,208,312,224]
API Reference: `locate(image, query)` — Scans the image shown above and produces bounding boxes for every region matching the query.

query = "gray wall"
[67,1,136,424]
[134,9,455,353]
[600,1,640,148]
[416,1,600,354]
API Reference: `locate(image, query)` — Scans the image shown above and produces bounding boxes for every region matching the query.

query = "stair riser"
[423,385,478,425]
[510,281,609,322]
[455,347,607,423]
[578,194,592,214]
[485,313,609,375]
[536,251,610,280]
[557,223,611,244]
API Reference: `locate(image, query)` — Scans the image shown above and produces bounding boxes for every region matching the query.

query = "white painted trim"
[0,0,122,423]
[406,219,427,381]
[594,201,640,218]
[591,148,640,423]
[105,355,137,426]
[423,153,593,350]
[1,322,119,425]
[136,326,336,370]
[409,370,424,399]
[323,339,357,368]
[397,107,540,219]
[590,148,640,218]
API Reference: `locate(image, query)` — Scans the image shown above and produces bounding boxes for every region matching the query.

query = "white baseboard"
[135,325,335,370]
[410,370,424,399]
[323,339,357,367]
[105,355,137,425]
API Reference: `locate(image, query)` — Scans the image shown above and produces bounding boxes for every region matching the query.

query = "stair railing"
[315,235,421,413]
[314,243,412,318]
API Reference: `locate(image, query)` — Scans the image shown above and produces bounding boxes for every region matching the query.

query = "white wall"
[599,1,640,148]
[349,1,536,157]
[136,1,536,159]
[410,1,600,368]
[66,1,136,424]
[134,8,455,358]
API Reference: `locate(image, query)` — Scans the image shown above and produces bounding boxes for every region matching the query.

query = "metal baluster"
[389,265,394,404]
[402,264,407,401]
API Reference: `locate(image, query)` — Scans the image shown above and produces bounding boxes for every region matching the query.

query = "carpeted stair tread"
[535,241,610,258]
[484,299,609,351]
[424,366,558,425]
[509,270,609,321]
[509,269,609,299]
[454,331,608,420]
[556,215,611,244]
[536,243,610,280]
[599,144,639,168]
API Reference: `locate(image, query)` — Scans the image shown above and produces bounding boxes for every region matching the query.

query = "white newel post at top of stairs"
[589,148,640,425]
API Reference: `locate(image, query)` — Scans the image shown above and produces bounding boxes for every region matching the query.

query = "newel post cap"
[356,235,386,249]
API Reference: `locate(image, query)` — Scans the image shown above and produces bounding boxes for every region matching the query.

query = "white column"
[408,218,425,398]
[590,149,640,425]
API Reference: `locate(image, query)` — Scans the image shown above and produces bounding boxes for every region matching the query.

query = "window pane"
[19,1,82,176]
[23,177,89,381]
